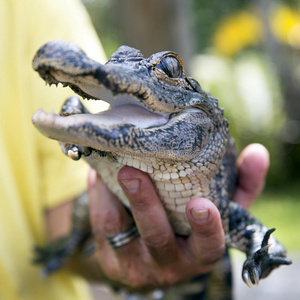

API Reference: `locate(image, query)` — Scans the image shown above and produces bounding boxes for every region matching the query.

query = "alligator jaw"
[47,68,152,110]
[33,40,216,118]
[32,40,156,113]
[33,103,169,131]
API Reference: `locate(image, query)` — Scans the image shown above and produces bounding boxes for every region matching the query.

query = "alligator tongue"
[32,104,169,146]
[87,104,169,128]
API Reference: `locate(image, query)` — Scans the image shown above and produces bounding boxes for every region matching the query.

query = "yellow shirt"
[0,0,106,299]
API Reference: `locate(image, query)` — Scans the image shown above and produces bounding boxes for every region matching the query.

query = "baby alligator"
[32,40,291,299]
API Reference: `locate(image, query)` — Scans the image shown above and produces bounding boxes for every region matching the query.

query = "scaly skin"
[32,40,291,297]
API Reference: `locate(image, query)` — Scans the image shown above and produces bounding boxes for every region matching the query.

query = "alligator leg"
[220,201,292,287]
[33,191,91,276]
[241,227,292,287]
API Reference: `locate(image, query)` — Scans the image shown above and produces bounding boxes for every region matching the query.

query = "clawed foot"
[242,228,292,288]
[33,229,91,277]
[33,236,73,277]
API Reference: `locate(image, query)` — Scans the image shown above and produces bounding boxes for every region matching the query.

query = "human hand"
[87,143,269,291]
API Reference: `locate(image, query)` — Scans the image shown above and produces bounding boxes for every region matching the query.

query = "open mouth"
[32,85,173,157]
[33,101,169,130]
[32,72,172,150]
[33,78,170,134]
[33,63,171,132]
[32,40,172,134]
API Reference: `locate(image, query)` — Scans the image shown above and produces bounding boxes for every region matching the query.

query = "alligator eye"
[156,56,182,78]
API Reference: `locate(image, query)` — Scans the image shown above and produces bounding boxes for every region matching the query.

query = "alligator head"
[32,40,228,162]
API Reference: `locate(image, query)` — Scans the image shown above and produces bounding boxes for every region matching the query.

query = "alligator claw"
[67,145,82,160]
[242,264,260,287]
[60,143,92,161]
[33,230,91,277]
[261,228,275,247]
[33,236,71,277]
[242,228,292,287]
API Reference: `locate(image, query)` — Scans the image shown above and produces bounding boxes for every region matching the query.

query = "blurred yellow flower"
[271,4,300,47]
[213,12,261,57]
[213,5,300,56]
[287,24,300,49]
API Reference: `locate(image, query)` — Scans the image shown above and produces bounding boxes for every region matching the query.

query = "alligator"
[32,40,291,300]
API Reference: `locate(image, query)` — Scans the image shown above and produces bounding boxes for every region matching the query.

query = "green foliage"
[191,51,288,187]
[251,185,300,251]
[82,0,121,57]
[191,0,249,51]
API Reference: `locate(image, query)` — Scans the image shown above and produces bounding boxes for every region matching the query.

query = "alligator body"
[32,40,291,299]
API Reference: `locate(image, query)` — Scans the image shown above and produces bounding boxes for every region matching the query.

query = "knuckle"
[101,209,124,235]
[127,274,146,289]
[143,231,171,249]
[200,244,225,265]
[130,196,152,212]
[103,263,120,280]
[102,209,119,227]
[127,268,180,289]
[102,259,148,289]
[100,256,121,279]
[158,270,180,286]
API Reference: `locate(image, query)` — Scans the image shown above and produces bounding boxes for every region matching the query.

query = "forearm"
[45,199,73,240]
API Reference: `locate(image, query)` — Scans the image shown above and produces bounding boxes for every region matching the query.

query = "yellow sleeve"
[0,1,107,299]
[27,0,107,208]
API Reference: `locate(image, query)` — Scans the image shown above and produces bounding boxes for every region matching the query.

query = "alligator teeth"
[60,112,71,116]
[59,107,82,116]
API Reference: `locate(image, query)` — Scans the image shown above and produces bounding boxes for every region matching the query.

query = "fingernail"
[190,208,209,223]
[120,179,141,193]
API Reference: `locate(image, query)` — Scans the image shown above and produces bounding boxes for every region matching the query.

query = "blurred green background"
[82,0,300,250]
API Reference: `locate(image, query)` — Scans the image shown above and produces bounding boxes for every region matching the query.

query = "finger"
[233,143,269,209]
[118,166,179,264]
[185,198,225,268]
[88,169,133,246]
